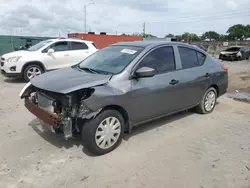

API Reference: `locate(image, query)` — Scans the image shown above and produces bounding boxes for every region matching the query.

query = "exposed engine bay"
[20,83,102,140]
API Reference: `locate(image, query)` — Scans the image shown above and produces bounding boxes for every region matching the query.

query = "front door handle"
[205,73,212,77]
[169,79,179,85]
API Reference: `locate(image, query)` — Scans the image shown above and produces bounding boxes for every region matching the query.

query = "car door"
[175,46,211,108]
[129,46,185,124]
[68,41,90,65]
[42,41,71,70]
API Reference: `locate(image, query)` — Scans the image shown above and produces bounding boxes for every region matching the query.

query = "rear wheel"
[195,87,217,114]
[23,64,43,82]
[81,109,124,155]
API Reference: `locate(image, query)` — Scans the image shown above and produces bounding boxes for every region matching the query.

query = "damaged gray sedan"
[19,41,228,155]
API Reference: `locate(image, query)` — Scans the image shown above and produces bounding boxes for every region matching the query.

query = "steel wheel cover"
[95,117,121,149]
[204,91,216,112]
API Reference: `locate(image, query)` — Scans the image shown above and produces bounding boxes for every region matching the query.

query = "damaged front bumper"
[24,98,61,128]
[21,82,102,140]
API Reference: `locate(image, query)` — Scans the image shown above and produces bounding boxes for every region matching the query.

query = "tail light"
[221,65,228,72]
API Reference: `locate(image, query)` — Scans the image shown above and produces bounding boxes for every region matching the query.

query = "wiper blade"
[79,67,99,74]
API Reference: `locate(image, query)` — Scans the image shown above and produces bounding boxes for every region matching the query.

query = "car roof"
[48,38,93,43]
[112,41,191,48]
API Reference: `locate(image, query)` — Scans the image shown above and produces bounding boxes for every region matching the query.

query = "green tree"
[142,33,156,38]
[201,31,220,41]
[189,33,201,42]
[165,34,175,38]
[181,32,191,42]
[219,34,226,41]
[227,24,249,40]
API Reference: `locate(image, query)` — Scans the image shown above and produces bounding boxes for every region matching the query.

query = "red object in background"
[68,33,143,49]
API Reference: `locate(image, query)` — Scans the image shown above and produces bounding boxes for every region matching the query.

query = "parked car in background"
[1,38,98,81]
[219,46,250,61]
[20,41,228,155]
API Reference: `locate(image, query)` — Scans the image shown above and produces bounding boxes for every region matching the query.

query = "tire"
[81,109,124,155]
[246,56,249,60]
[195,87,217,114]
[23,64,43,82]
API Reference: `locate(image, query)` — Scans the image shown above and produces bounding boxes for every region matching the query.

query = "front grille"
[0,62,3,66]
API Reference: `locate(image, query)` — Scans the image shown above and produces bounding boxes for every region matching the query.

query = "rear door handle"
[169,79,179,85]
[205,73,212,77]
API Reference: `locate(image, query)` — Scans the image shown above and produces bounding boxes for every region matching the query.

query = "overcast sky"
[0,0,249,37]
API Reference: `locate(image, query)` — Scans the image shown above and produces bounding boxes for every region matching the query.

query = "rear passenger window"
[178,47,206,69]
[138,46,176,74]
[71,42,88,50]
[197,51,206,65]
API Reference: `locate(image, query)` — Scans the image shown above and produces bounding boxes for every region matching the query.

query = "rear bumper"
[24,98,60,128]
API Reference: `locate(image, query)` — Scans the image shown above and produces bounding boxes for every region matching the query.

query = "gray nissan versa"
[19,41,228,155]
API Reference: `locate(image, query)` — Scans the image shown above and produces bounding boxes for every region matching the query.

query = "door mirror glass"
[135,67,155,78]
[47,48,54,54]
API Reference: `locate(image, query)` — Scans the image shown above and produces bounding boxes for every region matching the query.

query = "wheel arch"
[207,84,219,97]
[102,105,131,133]
[21,61,46,73]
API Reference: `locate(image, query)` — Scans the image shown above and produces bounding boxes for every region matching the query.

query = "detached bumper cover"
[24,98,60,128]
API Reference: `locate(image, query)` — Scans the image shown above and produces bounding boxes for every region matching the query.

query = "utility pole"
[143,22,146,36]
[84,2,95,34]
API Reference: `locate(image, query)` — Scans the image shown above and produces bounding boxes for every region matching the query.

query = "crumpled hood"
[30,67,111,94]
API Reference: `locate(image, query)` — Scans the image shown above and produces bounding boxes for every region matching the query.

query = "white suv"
[0,38,98,81]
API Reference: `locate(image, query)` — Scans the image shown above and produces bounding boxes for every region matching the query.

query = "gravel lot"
[0,60,250,188]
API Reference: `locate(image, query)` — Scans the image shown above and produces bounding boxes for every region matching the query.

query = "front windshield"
[27,40,53,51]
[78,45,143,74]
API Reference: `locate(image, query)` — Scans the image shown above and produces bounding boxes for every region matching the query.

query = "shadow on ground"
[28,103,220,156]
[4,77,25,84]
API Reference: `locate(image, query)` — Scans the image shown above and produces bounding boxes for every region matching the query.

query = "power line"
[163,7,250,18]
[143,12,250,24]
[165,10,250,20]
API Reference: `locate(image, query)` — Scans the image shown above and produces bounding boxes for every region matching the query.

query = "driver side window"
[137,46,176,74]
[42,41,69,53]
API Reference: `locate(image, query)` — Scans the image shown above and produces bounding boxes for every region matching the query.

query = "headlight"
[237,51,241,56]
[7,56,22,63]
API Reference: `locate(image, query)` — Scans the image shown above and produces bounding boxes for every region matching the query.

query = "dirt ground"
[0,60,250,188]
[226,62,250,93]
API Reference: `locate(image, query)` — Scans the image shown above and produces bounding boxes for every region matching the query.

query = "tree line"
[134,24,250,42]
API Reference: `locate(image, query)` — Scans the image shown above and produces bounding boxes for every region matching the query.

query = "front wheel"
[23,64,43,82]
[81,109,124,155]
[195,87,217,114]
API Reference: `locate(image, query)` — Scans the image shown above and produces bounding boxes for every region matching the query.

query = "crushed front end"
[20,82,101,140]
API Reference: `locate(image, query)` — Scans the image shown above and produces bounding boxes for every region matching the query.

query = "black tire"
[195,87,217,114]
[246,56,249,60]
[23,64,44,82]
[81,109,124,155]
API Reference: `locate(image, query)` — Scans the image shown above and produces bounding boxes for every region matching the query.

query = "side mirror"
[47,48,54,54]
[134,67,155,78]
